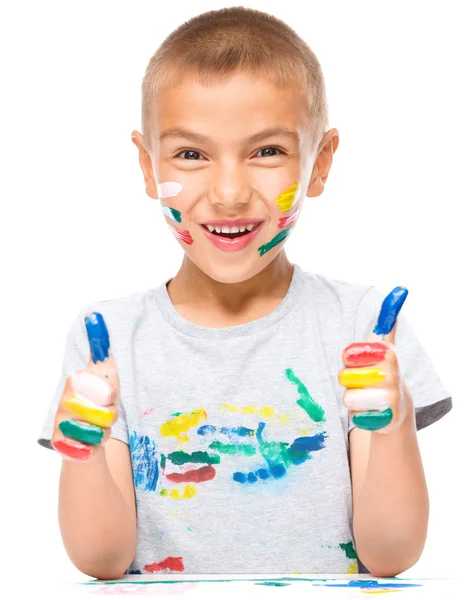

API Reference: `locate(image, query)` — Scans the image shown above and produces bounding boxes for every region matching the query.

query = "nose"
[207,160,252,210]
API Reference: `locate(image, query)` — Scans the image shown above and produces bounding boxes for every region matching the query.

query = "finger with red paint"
[338,287,410,433]
[51,312,121,461]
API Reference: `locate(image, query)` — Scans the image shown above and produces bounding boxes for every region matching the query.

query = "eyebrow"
[157,127,300,145]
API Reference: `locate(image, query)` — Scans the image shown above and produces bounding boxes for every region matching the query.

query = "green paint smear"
[58,419,103,445]
[167,450,221,465]
[258,228,292,256]
[255,582,291,587]
[208,441,256,456]
[285,368,325,422]
[339,541,357,559]
[160,453,166,469]
[161,206,182,222]
[352,408,393,431]
[171,412,182,417]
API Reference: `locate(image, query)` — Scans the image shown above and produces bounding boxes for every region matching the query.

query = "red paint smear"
[165,464,216,483]
[169,226,194,245]
[278,208,300,229]
[140,406,156,419]
[144,556,184,573]
[344,342,388,367]
[52,439,91,461]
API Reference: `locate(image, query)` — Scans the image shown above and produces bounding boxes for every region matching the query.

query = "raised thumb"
[367,286,408,345]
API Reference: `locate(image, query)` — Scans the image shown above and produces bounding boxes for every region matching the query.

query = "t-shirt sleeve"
[37,306,129,450]
[348,286,452,433]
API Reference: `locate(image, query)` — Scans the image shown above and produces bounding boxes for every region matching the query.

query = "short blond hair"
[141,6,329,151]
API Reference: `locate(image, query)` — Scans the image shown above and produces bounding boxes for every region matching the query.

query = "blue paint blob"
[269,463,286,478]
[373,286,409,336]
[84,312,110,363]
[257,468,270,480]
[129,570,141,575]
[129,431,159,491]
[221,426,254,437]
[197,425,217,435]
[313,580,421,589]
[247,472,257,483]
[233,472,247,483]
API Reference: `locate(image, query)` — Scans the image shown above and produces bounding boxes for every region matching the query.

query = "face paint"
[338,367,386,388]
[258,227,292,256]
[63,393,115,428]
[275,182,301,212]
[344,388,391,412]
[157,182,183,199]
[373,286,409,336]
[278,207,300,229]
[344,342,388,367]
[52,438,91,460]
[70,372,111,406]
[352,408,394,431]
[161,206,182,223]
[58,419,104,446]
[168,225,194,245]
[84,312,110,364]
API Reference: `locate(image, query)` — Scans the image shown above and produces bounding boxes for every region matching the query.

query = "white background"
[2,0,471,590]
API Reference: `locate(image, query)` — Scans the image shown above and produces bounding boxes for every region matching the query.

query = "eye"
[176,150,205,160]
[255,147,286,158]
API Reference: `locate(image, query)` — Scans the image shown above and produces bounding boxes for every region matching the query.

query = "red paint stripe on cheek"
[344,342,388,367]
[52,439,91,460]
[169,225,194,245]
[278,208,300,229]
[165,465,216,483]
[144,557,184,573]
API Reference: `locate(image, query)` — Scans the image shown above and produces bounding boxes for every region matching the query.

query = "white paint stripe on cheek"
[345,388,391,411]
[158,182,183,199]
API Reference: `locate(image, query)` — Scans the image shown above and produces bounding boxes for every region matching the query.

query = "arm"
[349,386,429,577]
[59,438,137,580]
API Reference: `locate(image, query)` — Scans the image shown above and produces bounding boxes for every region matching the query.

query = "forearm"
[353,390,429,577]
[58,452,136,579]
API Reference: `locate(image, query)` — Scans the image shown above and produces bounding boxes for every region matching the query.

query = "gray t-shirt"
[37,264,452,575]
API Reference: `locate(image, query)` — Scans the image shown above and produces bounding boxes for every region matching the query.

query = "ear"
[131,130,158,200]
[306,128,340,198]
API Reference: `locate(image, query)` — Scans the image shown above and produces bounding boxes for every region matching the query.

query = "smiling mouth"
[200,221,264,239]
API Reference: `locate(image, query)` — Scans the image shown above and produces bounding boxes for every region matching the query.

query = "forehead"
[151,71,308,144]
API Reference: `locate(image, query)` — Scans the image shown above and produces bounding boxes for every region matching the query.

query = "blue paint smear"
[198,425,254,437]
[373,286,409,336]
[84,312,110,363]
[129,431,159,491]
[197,425,217,435]
[129,570,141,575]
[257,468,270,479]
[313,580,421,588]
[255,582,291,586]
[233,472,247,483]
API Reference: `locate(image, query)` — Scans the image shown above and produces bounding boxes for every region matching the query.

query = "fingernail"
[52,439,91,461]
[59,419,104,446]
[71,372,111,406]
[345,388,390,411]
[345,342,387,367]
[85,312,110,363]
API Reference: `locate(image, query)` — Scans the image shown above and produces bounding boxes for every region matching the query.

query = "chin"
[193,256,269,285]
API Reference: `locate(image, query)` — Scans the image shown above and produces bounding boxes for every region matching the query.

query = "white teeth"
[230,226,240,233]
[205,222,259,234]
[239,226,246,233]
[221,226,230,233]
[246,224,254,231]
[215,226,221,233]
[206,225,215,232]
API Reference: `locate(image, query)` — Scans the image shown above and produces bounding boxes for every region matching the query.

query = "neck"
[167,252,294,316]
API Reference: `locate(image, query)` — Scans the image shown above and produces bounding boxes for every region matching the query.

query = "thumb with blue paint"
[339,287,411,433]
[51,312,121,461]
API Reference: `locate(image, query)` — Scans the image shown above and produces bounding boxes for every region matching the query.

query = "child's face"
[132,71,338,283]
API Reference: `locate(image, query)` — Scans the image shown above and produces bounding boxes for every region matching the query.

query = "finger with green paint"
[338,287,412,433]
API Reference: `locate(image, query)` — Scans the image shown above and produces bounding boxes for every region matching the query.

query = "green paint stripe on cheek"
[258,228,292,256]
[352,408,393,430]
[161,206,182,223]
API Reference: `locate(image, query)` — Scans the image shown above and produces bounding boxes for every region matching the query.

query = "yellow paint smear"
[347,561,358,574]
[161,485,197,500]
[339,367,386,389]
[160,409,207,442]
[64,394,114,428]
[275,182,301,212]
[361,590,401,595]
[219,403,289,424]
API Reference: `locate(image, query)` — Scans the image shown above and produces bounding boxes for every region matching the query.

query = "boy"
[37,6,452,580]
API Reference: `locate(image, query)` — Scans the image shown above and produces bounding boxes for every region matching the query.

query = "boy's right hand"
[51,312,120,461]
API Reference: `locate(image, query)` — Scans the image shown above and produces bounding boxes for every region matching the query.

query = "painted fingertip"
[373,287,409,336]
[58,419,104,446]
[85,312,110,363]
[352,408,393,431]
[70,372,112,406]
[52,438,91,460]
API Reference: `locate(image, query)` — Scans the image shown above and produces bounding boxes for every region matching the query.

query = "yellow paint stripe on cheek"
[275,182,301,212]
[63,395,115,428]
[339,367,386,388]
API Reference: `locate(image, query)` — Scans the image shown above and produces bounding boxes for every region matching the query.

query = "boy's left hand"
[338,287,413,434]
